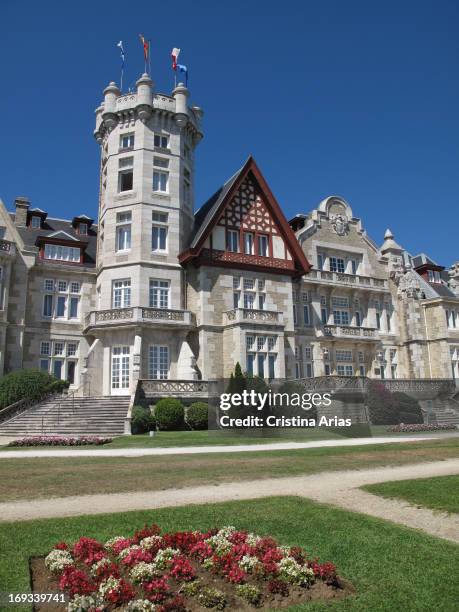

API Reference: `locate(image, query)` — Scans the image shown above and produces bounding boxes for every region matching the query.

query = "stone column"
[177,334,197,379]
[131,330,142,393]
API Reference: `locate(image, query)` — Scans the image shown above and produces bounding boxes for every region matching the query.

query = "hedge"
[0,369,69,410]
[154,398,185,431]
[131,405,156,434]
[186,402,209,430]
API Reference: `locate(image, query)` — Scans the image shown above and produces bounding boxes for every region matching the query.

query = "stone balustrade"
[307,269,388,289]
[139,379,209,398]
[322,324,377,339]
[224,308,284,326]
[84,307,194,330]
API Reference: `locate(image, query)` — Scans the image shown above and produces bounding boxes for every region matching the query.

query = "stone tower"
[84,74,203,396]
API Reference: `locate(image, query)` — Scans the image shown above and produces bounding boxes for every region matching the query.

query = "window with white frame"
[112,279,131,308]
[258,234,269,257]
[154,133,169,149]
[227,229,239,253]
[246,333,277,378]
[149,279,170,309]
[118,157,134,192]
[330,257,345,273]
[446,309,459,329]
[39,340,79,383]
[428,269,442,283]
[31,215,41,229]
[244,232,254,255]
[337,364,353,376]
[333,309,350,325]
[116,211,132,251]
[336,349,353,362]
[78,222,88,235]
[151,211,168,252]
[42,279,80,320]
[149,345,169,379]
[44,244,81,263]
[153,157,169,193]
[303,304,310,326]
[120,133,134,150]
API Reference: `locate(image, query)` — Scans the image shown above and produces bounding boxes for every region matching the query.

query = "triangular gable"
[46,230,79,241]
[180,157,311,276]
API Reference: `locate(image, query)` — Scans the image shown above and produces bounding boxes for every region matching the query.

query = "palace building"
[0,71,459,406]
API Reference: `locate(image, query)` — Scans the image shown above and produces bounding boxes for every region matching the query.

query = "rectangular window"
[258,294,265,310]
[227,230,239,253]
[293,304,297,325]
[268,354,276,380]
[330,257,345,273]
[355,311,361,327]
[43,294,53,317]
[154,134,169,149]
[54,342,64,356]
[331,296,349,308]
[336,349,353,361]
[337,364,353,376]
[244,232,254,255]
[305,362,313,377]
[154,157,169,168]
[44,244,81,262]
[39,359,49,372]
[116,225,131,251]
[112,279,131,308]
[304,346,312,360]
[318,254,324,271]
[57,280,67,292]
[40,341,51,356]
[246,335,255,350]
[350,259,357,275]
[243,279,255,290]
[153,170,169,192]
[44,279,54,291]
[152,211,168,223]
[120,133,135,150]
[56,296,66,317]
[149,280,170,309]
[376,312,381,330]
[149,345,169,379]
[244,292,255,309]
[257,234,269,257]
[78,223,88,235]
[321,307,328,324]
[151,225,167,251]
[69,297,79,319]
[303,305,310,325]
[257,354,265,378]
[247,353,255,376]
[31,216,41,229]
[118,157,134,192]
[267,336,277,351]
[333,310,350,325]
[386,313,391,331]
[233,292,240,308]
[257,336,266,351]
[67,343,77,357]
[70,282,80,294]
[233,276,241,289]
[325,364,331,376]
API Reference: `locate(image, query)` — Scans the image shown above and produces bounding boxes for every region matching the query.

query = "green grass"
[363,475,459,514]
[1,425,451,450]
[0,438,458,502]
[0,497,458,611]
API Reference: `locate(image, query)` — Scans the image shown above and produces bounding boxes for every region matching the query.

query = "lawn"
[1,425,451,450]
[0,438,458,502]
[362,474,459,514]
[0,497,458,611]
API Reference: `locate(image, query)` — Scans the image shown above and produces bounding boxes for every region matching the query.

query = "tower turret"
[173,82,189,127]
[102,81,120,130]
[136,73,153,122]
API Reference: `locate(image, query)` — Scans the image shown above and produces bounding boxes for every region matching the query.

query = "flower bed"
[33,524,352,610]
[387,423,457,433]
[8,435,113,447]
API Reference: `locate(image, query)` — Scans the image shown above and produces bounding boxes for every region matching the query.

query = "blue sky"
[1,0,458,264]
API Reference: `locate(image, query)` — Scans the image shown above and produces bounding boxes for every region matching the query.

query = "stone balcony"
[223,308,284,327]
[84,307,195,332]
[0,239,16,258]
[139,379,209,399]
[321,324,377,341]
[307,269,388,290]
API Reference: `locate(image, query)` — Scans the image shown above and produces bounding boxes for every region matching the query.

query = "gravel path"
[0,435,443,458]
[1,459,458,542]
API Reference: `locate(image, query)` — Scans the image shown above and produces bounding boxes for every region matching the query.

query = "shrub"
[8,436,112,447]
[236,584,262,605]
[197,587,226,610]
[0,369,69,409]
[154,398,184,431]
[392,392,423,424]
[131,405,156,434]
[186,402,208,430]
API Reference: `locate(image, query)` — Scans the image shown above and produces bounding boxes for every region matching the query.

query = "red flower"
[267,578,289,596]
[228,530,248,545]
[169,555,195,581]
[189,541,213,561]
[112,538,134,556]
[121,548,153,567]
[144,576,170,603]
[162,531,201,554]
[72,537,104,564]
[309,561,337,581]
[226,565,246,584]
[59,566,96,597]
[104,579,136,605]
[93,562,120,583]
[289,546,306,564]
[133,524,161,544]
[157,595,187,612]
[53,542,69,551]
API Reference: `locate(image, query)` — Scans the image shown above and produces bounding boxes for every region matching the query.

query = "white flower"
[67,594,101,612]
[118,544,141,560]
[130,562,158,584]
[278,557,314,586]
[216,526,236,538]
[139,535,163,550]
[126,600,157,611]
[89,557,111,577]
[245,533,261,547]
[239,555,260,573]
[153,547,180,570]
[45,549,74,573]
[99,576,121,597]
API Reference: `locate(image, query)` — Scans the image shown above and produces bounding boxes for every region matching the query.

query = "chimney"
[14,196,30,226]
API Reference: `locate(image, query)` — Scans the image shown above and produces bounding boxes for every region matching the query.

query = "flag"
[139,34,149,61]
[171,47,180,70]
[117,40,125,68]
[176,63,188,85]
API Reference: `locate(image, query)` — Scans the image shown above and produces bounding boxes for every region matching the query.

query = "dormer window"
[31,216,41,229]
[78,223,88,235]
[428,270,442,283]
[44,244,81,262]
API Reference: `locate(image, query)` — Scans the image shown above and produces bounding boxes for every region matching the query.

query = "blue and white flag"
[117,40,125,68]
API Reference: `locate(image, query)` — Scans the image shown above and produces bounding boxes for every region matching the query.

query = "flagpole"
[148,40,151,76]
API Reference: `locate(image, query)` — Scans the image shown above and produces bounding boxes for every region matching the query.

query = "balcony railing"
[224,308,284,325]
[322,324,377,339]
[307,269,388,289]
[84,307,194,330]
[139,379,209,397]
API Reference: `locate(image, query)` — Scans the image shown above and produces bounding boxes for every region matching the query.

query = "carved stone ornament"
[331,213,349,236]
[396,272,422,299]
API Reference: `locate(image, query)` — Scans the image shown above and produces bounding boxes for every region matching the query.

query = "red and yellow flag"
[138,34,149,61]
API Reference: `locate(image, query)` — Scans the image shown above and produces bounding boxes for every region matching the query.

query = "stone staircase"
[433,405,459,427]
[0,396,130,437]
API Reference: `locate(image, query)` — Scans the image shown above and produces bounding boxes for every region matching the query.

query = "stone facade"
[0,73,458,399]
